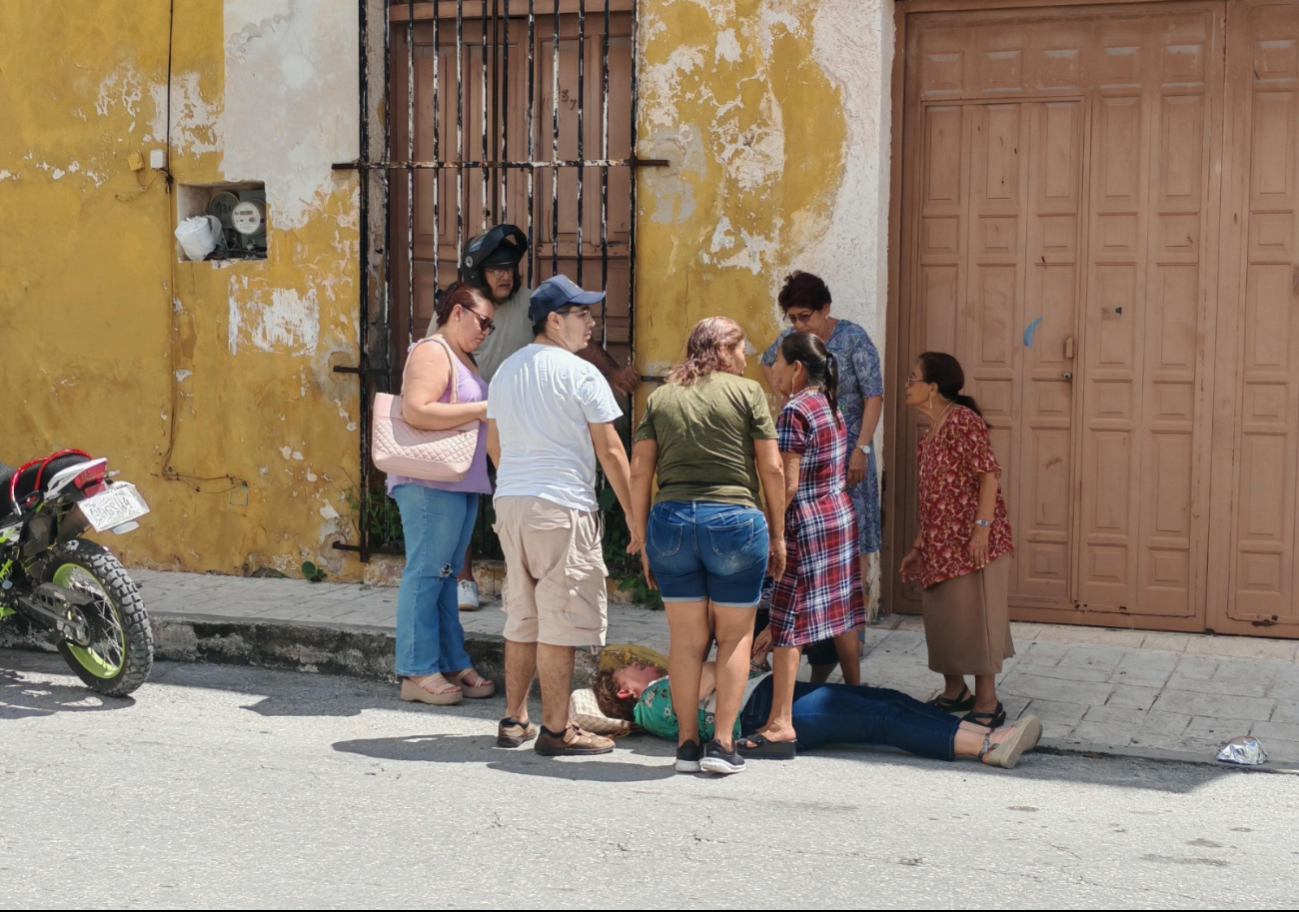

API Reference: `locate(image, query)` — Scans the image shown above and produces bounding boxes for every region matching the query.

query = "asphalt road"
[1,649,1295,909]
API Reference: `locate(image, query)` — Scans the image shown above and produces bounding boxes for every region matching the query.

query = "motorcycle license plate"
[78,483,150,533]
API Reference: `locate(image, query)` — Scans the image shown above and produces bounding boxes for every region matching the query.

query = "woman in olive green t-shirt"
[629,316,787,776]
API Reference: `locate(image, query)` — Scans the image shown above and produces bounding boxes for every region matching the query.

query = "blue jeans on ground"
[740,678,959,761]
[392,484,478,678]
[645,501,769,608]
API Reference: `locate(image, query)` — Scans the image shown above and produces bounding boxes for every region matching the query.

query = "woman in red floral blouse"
[900,352,1015,729]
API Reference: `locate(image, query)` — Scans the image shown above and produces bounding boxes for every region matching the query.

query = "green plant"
[598,483,663,610]
[344,487,406,551]
[301,561,327,582]
[617,570,664,611]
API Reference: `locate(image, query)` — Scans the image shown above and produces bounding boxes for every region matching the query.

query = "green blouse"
[632,672,771,742]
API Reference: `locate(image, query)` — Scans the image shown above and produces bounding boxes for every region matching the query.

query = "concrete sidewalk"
[36,569,1299,767]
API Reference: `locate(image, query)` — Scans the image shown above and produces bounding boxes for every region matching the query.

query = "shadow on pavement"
[1,650,1257,792]
[805,742,1247,793]
[332,733,677,782]
[0,662,135,720]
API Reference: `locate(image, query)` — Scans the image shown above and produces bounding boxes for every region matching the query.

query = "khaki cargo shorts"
[493,495,608,648]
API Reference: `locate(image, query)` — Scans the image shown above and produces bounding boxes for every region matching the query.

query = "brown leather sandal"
[400,674,463,705]
[448,668,495,699]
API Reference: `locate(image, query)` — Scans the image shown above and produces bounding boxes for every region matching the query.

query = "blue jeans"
[741,678,959,761]
[646,501,769,608]
[392,485,478,677]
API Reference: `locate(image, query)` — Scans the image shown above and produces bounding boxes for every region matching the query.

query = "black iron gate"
[334,0,663,561]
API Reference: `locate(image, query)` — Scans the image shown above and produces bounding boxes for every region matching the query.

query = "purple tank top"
[385,339,492,496]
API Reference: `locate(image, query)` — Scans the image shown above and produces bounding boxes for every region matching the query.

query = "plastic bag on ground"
[1217,736,1268,765]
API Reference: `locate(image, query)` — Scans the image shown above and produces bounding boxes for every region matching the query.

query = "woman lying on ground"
[587,649,1042,771]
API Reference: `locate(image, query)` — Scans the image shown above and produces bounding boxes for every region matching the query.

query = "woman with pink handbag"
[382,284,498,705]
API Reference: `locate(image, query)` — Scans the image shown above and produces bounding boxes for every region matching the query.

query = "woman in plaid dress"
[744,332,866,752]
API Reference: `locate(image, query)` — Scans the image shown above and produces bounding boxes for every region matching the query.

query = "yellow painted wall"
[0,1,365,579]
[634,0,893,389]
[0,0,891,584]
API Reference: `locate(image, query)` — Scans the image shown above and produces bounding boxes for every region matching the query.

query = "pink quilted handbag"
[371,336,480,481]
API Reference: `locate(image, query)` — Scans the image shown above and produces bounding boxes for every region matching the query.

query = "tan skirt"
[920,555,1015,676]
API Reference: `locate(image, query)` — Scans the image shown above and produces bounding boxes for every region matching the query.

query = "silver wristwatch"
[859,444,871,455]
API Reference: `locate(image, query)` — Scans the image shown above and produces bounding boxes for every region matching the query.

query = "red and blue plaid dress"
[770,390,866,648]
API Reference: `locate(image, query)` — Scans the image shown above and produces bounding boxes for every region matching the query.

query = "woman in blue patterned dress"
[761,272,884,675]
[745,332,866,750]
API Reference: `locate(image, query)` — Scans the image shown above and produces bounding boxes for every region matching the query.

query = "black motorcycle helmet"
[459,224,529,301]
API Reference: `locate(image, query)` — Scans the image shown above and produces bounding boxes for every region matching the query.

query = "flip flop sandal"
[736,732,798,760]
[962,701,1007,730]
[980,714,1042,769]
[927,685,975,713]
[401,675,463,706]
[450,668,496,699]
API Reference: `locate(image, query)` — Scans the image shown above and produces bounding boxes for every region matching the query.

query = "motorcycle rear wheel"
[43,542,153,697]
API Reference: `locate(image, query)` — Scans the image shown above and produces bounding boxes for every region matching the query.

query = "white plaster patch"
[279,446,294,460]
[228,280,321,356]
[318,502,340,521]
[222,0,360,228]
[96,70,145,119]
[292,451,304,461]
[640,46,707,131]
[337,403,357,432]
[174,370,193,382]
[709,216,735,255]
[306,470,318,482]
[715,28,742,63]
[154,74,221,155]
[802,0,891,348]
[0,171,15,182]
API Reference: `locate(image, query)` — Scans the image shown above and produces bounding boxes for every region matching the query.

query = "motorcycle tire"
[42,541,153,697]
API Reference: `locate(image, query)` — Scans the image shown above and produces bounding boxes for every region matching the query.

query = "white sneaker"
[457,579,480,611]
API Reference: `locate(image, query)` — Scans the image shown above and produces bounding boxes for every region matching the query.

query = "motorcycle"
[0,449,153,696]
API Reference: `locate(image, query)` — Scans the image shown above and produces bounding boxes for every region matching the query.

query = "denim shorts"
[646,501,769,608]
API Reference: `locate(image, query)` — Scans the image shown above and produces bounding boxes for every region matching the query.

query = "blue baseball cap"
[528,274,606,322]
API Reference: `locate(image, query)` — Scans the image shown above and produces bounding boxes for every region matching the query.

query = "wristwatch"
[858,444,871,455]
[973,519,991,528]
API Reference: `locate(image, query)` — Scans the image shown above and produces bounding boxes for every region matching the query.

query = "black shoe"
[700,739,746,775]
[927,685,975,713]
[675,739,702,773]
[962,701,1007,730]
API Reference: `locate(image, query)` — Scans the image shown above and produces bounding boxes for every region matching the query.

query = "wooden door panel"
[1018,100,1084,602]
[1228,5,1299,624]
[897,3,1222,631]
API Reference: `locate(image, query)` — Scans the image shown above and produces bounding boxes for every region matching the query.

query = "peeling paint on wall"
[635,0,895,607]
[222,0,360,229]
[228,281,321,356]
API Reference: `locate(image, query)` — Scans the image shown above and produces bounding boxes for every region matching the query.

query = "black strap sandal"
[962,701,1007,730]
[736,732,798,760]
[927,685,975,713]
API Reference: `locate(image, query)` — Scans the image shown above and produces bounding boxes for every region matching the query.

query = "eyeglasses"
[557,306,595,322]
[905,374,922,386]
[461,307,495,335]
[482,265,513,277]
[787,310,819,326]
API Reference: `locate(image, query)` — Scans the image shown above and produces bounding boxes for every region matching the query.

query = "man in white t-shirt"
[486,275,637,757]
[454,225,640,611]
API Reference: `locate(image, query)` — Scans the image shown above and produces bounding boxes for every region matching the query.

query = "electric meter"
[231,200,266,236]
[208,191,240,229]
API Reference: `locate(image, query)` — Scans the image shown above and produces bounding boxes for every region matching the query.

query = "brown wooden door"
[895,3,1224,632]
[1209,0,1299,636]
[902,98,1086,611]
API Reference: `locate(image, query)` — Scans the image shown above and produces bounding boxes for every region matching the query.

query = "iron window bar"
[335,0,662,561]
